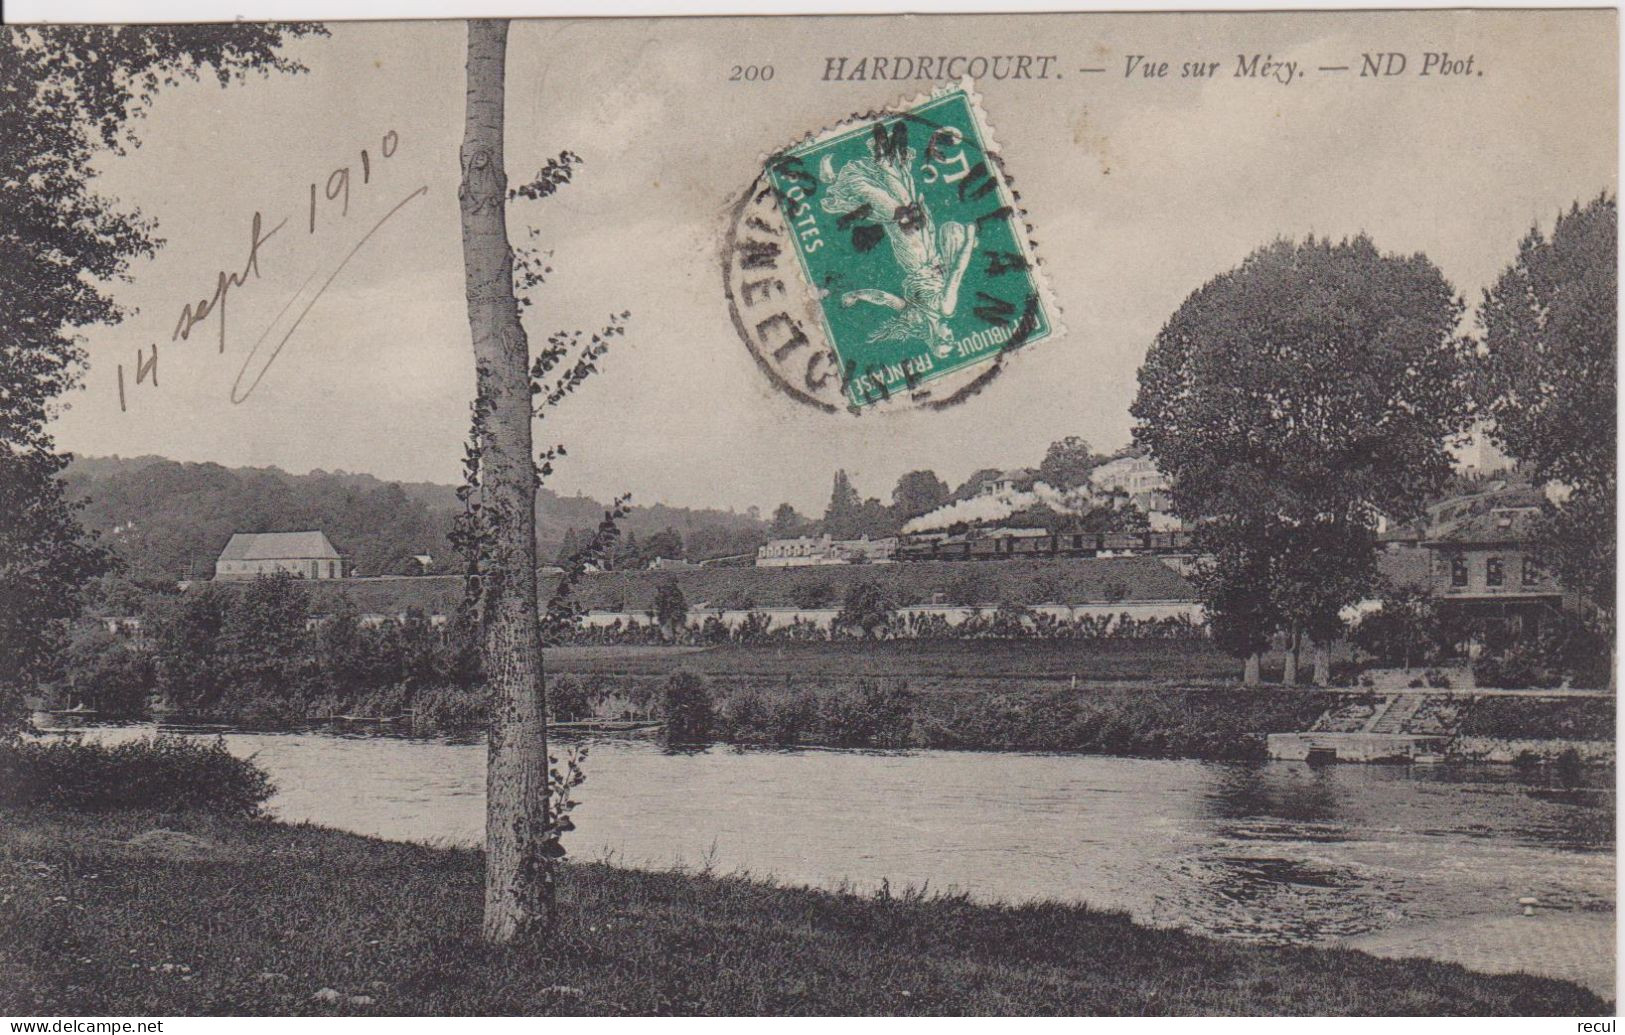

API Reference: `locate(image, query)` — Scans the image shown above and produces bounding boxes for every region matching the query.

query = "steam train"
[893,529,1196,563]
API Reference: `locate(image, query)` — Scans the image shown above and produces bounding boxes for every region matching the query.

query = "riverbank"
[0,803,1607,1016]
[85,680,1615,764]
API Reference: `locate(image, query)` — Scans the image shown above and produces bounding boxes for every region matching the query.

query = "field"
[0,804,1605,1017]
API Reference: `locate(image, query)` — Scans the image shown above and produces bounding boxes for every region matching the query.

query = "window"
[1522,555,1542,586]
[1450,557,1468,588]
[1486,556,1504,588]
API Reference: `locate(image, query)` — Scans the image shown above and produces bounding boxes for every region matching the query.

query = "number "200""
[728,64,775,82]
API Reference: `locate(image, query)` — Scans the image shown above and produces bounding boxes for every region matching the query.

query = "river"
[46,721,1617,996]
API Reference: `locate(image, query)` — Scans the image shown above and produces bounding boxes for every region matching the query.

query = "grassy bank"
[0,803,1606,1016]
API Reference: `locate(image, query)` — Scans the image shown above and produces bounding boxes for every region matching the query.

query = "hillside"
[60,455,769,581]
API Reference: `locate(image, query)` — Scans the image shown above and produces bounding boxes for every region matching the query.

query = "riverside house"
[1422,505,1568,638]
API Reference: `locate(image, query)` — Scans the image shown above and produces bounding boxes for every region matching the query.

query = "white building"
[755,535,900,567]
[215,531,343,580]
[1089,456,1172,513]
[756,535,845,567]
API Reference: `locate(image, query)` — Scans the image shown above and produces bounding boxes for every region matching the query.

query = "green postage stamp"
[729,83,1060,412]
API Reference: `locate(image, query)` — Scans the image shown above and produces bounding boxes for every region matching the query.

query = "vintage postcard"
[0,5,1616,1024]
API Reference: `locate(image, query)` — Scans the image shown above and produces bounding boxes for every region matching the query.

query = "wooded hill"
[61,455,767,582]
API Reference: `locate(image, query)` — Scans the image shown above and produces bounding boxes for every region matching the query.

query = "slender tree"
[459,19,548,943]
[823,469,863,538]
[454,19,628,942]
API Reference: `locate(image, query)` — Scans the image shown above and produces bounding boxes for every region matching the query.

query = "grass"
[0,804,1607,1016]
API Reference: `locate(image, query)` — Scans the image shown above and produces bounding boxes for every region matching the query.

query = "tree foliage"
[1038,435,1098,490]
[1475,194,1616,618]
[890,470,949,520]
[1133,235,1472,667]
[836,580,895,639]
[2,24,325,449]
[653,579,688,638]
[0,24,322,729]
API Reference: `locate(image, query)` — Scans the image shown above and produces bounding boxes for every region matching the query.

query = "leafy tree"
[396,607,441,689]
[316,595,369,691]
[1475,194,1616,628]
[1078,500,1149,535]
[215,573,311,706]
[642,527,684,564]
[148,584,233,711]
[1038,436,1098,489]
[653,579,689,640]
[852,496,899,538]
[769,502,805,537]
[822,470,868,538]
[0,451,109,698]
[553,528,582,566]
[1353,587,1443,670]
[0,24,321,732]
[611,529,641,570]
[61,628,153,716]
[891,470,949,520]
[836,580,895,639]
[1134,235,1471,683]
[1194,526,1282,685]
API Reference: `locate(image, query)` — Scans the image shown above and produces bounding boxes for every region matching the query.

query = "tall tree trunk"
[1312,641,1330,686]
[1243,652,1261,685]
[460,18,548,944]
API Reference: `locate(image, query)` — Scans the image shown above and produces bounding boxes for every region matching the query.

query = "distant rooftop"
[217,531,340,561]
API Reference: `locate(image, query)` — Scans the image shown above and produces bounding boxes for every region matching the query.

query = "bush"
[0,735,273,815]
[411,685,489,732]
[548,675,593,722]
[660,672,714,744]
[1472,644,1561,689]
[834,581,895,639]
[818,681,915,748]
[719,687,774,744]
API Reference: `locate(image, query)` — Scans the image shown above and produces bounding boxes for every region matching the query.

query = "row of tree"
[62,574,481,718]
[1133,203,1615,685]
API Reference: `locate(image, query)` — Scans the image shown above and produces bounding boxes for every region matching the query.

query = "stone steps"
[1367,694,1427,734]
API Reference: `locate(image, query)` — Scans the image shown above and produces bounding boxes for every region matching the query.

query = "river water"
[49,722,1617,995]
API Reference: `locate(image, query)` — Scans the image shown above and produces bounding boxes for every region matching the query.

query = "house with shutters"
[1421,505,1568,637]
[214,531,344,580]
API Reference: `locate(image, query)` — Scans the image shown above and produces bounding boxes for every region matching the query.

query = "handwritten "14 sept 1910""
[118,129,427,412]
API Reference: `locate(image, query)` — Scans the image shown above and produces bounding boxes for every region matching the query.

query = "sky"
[48,10,1618,514]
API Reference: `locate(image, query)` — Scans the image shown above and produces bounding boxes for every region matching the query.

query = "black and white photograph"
[0,1,1617,1022]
